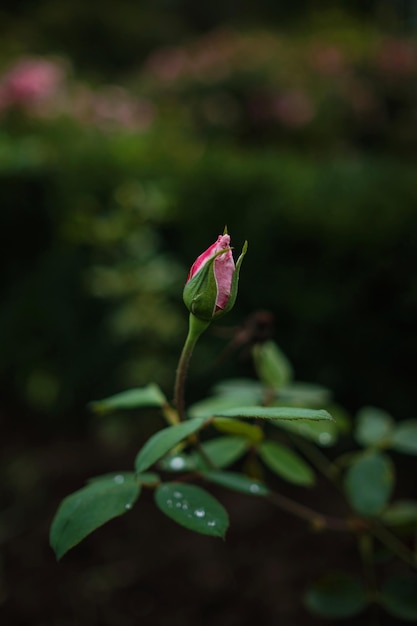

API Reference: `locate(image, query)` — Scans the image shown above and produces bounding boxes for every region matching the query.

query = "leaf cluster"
[50,337,417,622]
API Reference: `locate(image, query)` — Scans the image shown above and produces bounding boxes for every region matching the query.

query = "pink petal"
[214,246,235,310]
[187,234,231,282]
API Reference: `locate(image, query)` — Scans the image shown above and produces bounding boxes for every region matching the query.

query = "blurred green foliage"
[0,122,189,421]
[1,17,417,427]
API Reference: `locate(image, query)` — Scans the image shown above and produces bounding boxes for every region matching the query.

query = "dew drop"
[249,483,261,494]
[125,503,133,510]
[170,457,186,470]
[194,508,205,518]
[318,432,332,446]
[114,474,125,484]
[173,491,183,499]
[207,520,216,527]
[166,499,173,507]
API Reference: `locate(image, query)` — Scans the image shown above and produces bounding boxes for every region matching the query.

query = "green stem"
[174,313,209,421]
[358,533,378,602]
[288,432,416,568]
[291,438,416,569]
[267,491,350,532]
[289,433,339,484]
[371,522,417,570]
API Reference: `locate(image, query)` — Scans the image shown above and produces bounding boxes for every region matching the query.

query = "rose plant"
[50,231,417,622]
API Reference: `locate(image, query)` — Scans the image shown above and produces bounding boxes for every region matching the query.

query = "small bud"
[183,232,247,322]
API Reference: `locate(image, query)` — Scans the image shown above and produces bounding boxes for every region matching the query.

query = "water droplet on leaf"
[318,432,332,445]
[194,508,205,518]
[170,457,186,470]
[114,474,125,484]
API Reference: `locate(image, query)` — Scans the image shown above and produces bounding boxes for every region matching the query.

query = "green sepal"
[183,248,229,322]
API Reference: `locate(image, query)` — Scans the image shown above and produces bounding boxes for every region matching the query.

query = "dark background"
[1,1,417,624]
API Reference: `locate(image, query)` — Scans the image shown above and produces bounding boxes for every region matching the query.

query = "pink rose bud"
[183,231,247,322]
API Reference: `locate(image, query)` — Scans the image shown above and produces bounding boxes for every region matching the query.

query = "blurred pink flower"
[0,57,64,110]
[376,39,417,77]
[309,44,347,76]
[273,90,315,128]
[92,86,155,131]
[144,47,189,82]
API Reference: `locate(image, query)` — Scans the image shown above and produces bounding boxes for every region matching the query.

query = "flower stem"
[174,314,210,421]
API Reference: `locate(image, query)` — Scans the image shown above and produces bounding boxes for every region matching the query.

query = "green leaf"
[213,378,263,399]
[272,418,338,447]
[355,406,395,448]
[344,451,394,516]
[381,500,417,526]
[325,403,352,434]
[136,472,160,486]
[188,394,259,420]
[214,379,331,408]
[259,440,315,486]
[158,452,196,472]
[88,471,137,484]
[134,417,208,473]
[213,406,333,422]
[50,474,141,560]
[193,436,249,469]
[212,417,264,443]
[305,572,368,618]
[89,384,167,414]
[391,420,417,455]
[154,483,229,538]
[252,340,293,388]
[202,470,269,496]
[381,576,417,621]
[278,382,332,407]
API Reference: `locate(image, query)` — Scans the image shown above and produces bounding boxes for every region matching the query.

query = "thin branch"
[267,490,351,532]
[371,522,417,570]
